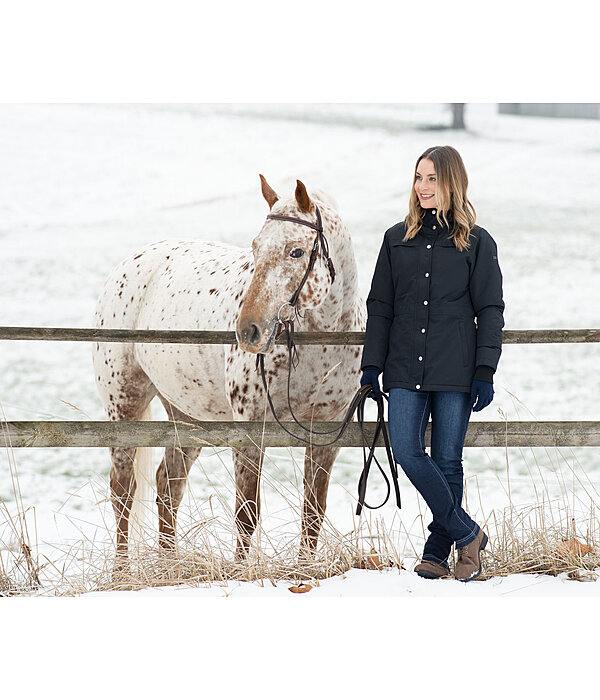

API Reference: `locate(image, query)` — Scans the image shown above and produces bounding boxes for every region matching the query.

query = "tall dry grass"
[0,404,42,595]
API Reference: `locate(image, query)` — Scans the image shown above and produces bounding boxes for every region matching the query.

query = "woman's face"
[414,158,438,209]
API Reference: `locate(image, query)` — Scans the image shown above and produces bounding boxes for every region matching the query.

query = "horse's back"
[94,239,256,420]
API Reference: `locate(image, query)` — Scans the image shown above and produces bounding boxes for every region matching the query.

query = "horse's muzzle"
[236,319,278,354]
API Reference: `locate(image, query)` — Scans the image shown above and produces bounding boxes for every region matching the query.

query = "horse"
[92,176,366,569]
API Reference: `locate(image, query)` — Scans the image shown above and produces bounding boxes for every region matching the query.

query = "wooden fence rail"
[0,326,599,344]
[2,421,600,448]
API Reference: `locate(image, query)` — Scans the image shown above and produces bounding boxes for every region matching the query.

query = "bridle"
[252,204,401,515]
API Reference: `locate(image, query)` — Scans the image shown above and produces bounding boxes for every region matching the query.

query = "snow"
[0,103,599,597]
[85,564,600,598]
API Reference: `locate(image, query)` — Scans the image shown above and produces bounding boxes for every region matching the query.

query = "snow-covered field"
[1,103,599,596]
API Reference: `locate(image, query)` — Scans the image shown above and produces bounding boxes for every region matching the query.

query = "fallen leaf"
[556,538,594,558]
[357,549,394,570]
[366,551,383,570]
[288,583,312,594]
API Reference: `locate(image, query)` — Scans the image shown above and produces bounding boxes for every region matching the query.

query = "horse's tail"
[129,402,155,549]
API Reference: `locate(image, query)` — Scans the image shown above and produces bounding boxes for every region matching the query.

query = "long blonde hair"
[404,145,476,252]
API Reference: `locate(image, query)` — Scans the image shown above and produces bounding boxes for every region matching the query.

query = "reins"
[254,205,401,515]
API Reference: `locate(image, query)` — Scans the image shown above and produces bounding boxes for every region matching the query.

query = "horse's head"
[236,175,340,354]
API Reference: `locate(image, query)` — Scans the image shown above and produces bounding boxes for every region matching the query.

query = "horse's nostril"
[249,323,262,345]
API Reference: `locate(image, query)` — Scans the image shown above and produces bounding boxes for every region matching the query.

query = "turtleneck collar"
[420,207,453,234]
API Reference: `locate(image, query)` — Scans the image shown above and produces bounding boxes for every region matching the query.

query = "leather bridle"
[267,205,335,343]
[253,204,401,515]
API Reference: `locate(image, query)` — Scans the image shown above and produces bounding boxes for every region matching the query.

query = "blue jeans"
[388,387,480,567]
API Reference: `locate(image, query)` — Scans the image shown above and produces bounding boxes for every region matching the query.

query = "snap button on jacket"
[361,212,505,393]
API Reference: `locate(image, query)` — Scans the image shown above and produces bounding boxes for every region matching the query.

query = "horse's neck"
[302,227,360,332]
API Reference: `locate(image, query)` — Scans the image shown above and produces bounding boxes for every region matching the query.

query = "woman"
[360,145,504,582]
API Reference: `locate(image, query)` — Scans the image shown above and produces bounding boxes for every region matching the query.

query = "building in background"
[499,103,600,119]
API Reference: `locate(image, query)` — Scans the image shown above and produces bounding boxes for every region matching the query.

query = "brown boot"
[455,528,488,582]
[414,560,450,579]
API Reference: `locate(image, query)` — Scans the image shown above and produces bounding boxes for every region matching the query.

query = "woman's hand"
[470,379,494,412]
[360,368,382,400]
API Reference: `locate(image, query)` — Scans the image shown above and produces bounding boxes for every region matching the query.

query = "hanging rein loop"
[253,204,401,515]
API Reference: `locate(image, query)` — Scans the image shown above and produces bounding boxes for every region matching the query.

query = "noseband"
[254,204,401,516]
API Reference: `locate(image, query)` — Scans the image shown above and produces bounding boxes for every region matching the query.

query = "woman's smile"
[414,158,438,208]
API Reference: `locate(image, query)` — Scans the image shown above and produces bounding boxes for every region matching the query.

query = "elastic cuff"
[361,365,382,372]
[473,365,495,383]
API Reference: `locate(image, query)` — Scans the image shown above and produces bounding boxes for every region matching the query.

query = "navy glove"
[360,369,382,400]
[470,379,494,412]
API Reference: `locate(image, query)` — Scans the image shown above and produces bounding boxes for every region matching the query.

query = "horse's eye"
[290,248,304,259]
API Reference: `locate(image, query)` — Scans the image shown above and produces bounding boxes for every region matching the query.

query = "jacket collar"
[420,207,453,232]
[417,208,453,242]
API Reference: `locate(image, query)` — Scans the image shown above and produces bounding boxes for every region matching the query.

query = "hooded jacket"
[360,208,505,393]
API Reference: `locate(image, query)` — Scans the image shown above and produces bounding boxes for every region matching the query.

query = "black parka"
[360,208,505,393]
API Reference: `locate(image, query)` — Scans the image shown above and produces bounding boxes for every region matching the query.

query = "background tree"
[451,103,465,129]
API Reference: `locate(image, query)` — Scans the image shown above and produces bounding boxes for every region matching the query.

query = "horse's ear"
[259,174,279,210]
[295,180,313,213]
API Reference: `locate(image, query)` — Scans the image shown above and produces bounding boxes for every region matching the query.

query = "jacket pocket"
[390,240,419,302]
[384,315,413,383]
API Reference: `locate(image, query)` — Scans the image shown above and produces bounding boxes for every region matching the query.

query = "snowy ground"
[0,103,599,596]
[86,565,600,598]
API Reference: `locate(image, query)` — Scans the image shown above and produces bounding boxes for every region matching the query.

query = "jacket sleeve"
[469,229,505,372]
[360,232,395,372]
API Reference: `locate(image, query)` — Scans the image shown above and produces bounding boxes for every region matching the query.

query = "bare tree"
[451,103,466,129]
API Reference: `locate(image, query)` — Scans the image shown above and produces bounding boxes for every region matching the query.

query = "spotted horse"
[92,177,366,569]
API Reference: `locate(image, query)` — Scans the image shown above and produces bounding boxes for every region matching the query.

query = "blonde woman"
[360,146,505,582]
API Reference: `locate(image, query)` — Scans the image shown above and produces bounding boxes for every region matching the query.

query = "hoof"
[297,547,316,566]
[110,560,138,590]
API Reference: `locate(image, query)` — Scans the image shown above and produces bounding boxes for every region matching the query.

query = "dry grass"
[482,507,600,581]
[18,513,403,596]
[34,488,403,596]
[0,404,42,595]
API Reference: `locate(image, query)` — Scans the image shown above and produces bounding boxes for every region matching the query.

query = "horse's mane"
[310,189,339,213]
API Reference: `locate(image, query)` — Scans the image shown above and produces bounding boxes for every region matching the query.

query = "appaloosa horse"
[92,177,366,566]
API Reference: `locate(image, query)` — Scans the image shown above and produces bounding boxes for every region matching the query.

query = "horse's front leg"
[232,446,265,560]
[300,444,341,557]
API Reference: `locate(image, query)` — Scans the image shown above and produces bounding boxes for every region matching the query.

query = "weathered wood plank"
[1,421,599,448]
[0,327,598,344]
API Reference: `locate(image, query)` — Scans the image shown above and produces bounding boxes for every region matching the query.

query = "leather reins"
[253,204,401,515]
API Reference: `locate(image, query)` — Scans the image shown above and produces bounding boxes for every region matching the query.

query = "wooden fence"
[0,326,598,449]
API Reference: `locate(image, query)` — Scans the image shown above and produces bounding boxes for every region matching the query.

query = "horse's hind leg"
[110,397,155,568]
[110,445,139,565]
[300,445,341,557]
[232,446,265,559]
[93,340,156,570]
[156,398,202,549]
